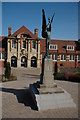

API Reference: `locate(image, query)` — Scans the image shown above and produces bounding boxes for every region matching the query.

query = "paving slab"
[0,68,79,118]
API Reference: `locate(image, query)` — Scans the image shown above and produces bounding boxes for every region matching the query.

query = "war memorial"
[29,9,76,111]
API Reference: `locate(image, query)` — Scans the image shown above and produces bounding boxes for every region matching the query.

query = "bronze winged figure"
[42,9,55,58]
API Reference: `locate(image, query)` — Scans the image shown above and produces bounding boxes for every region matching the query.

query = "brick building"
[40,38,80,72]
[0,36,7,75]
[0,25,80,72]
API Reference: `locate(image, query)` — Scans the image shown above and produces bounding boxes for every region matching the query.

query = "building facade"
[0,25,80,72]
[40,39,80,72]
[7,26,40,68]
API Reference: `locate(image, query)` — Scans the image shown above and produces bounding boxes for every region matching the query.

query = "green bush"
[2,74,17,82]
[5,62,11,79]
[54,71,80,83]
[73,71,80,75]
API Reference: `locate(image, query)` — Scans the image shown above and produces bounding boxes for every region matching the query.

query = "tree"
[5,62,11,79]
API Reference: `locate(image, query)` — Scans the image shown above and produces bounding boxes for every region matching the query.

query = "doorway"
[21,56,27,67]
[11,56,17,67]
[31,56,37,67]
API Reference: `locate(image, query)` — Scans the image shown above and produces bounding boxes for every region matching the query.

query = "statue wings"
[51,12,55,24]
[42,9,55,38]
[42,9,47,38]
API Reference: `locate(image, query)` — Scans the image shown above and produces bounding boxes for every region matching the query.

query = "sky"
[2,2,78,40]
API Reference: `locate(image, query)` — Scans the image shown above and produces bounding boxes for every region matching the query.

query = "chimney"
[8,27,11,36]
[34,28,38,37]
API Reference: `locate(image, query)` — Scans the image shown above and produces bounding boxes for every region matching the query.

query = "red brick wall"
[0,61,4,68]
[53,61,80,71]
[56,61,75,68]
[40,53,80,70]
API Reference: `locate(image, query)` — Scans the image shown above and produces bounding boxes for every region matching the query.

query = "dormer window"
[22,41,26,49]
[49,44,57,50]
[12,39,16,48]
[66,45,74,50]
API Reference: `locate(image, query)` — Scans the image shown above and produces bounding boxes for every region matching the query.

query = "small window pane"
[73,55,75,60]
[52,54,57,61]
[22,41,26,48]
[70,54,75,61]
[50,45,52,49]
[61,54,66,60]
[12,39,16,48]
[55,45,56,49]
[0,53,1,59]
[64,55,66,60]
[61,55,63,60]
[32,41,36,49]
[78,55,80,61]
[2,53,5,59]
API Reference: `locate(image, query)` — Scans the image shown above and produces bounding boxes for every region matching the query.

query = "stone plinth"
[43,58,54,87]
[30,84,76,111]
[29,57,76,111]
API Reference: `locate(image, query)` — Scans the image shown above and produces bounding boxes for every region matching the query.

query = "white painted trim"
[69,60,75,61]
[60,60,66,61]
[53,60,57,61]
[78,55,80,61]
[49,44,57,50]
[66,45,74,50]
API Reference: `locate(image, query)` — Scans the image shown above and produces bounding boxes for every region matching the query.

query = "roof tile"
[11,25,37,38]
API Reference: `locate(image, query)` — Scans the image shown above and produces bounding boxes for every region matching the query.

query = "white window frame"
[12,39,16,48]
[78,54,80,61]
[66,45,74,50]
[69,54,75,61]
[0,52,5,60]
[49,44,57,50]
[60,54,66,61]
[52,54,57,61]
[22,40,26,49]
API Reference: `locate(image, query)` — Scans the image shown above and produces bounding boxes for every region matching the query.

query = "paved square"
[1,68,79,118]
